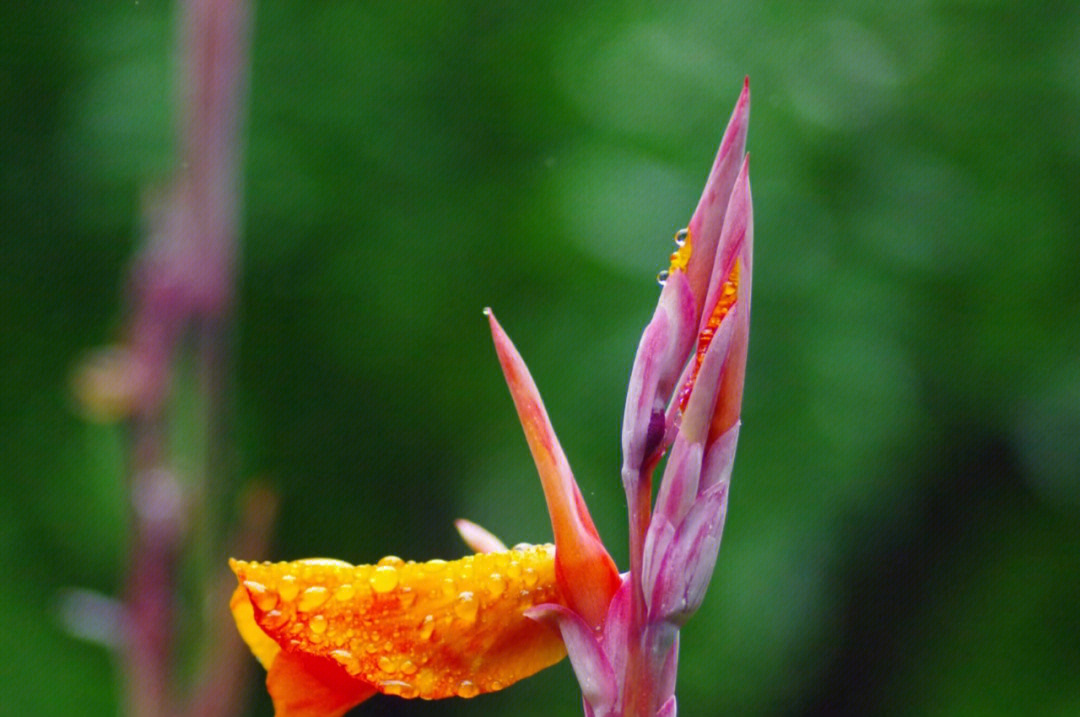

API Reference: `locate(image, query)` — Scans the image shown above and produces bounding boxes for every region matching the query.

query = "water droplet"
[377,656,398,673]
[298,558,353,568]
[511,542,532,552]
[278,575,299,602]
[262,609,287,629]
[417,670,437,699]
[674,227,689,246]
[244,580,279,611]
[365,642,379,654]
[422,559,448,573]
[398,588,416,608]
[419,614,436,640]
[330,649,360,674]
[657,269,670,286]
[454,591,479,623]
[486,573,506,599]
[377,555,404,568]
[298,586,329,612]
[456,680,479,698]
[490,680,504,691]
[522,567,539,588]
[309,614,328,635]
[371,565,399,593]
[440,577,457,598]
[400,659,417,675]
[381,680,418,699]
[505,561,522,580]
[333,583,356,602]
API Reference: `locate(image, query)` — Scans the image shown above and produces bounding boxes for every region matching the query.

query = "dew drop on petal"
[422,559,447,573]
[371,565,399,593]
[454,591,479,623]
[309,614,328,635]
[298,586,330,612]
[378,656,398,674]
[674,227,688,246]
[382,680,418,698]
[419,614,436,640]
[244,580,279,612]
[522,567,539,588]
[333,583,355,602]
[657,269,670,286]
[398,588,416,608]
[330,649,360,674]
[262,609,287,629]
[400,659,417,675]
[278,575,299,602]
[456,680,479,698]
[486,573,506,598]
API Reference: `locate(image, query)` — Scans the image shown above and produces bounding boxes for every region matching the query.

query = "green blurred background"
[3,1,1079,715]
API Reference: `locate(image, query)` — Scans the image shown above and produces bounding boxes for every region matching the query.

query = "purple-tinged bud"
[622,271,697,476]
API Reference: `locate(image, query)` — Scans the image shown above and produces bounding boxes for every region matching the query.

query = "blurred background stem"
[114,1,256,716]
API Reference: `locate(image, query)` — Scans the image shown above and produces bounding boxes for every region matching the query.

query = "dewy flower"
[229,79,750,717]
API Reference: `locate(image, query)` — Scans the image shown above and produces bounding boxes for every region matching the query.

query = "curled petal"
[526,604,617,714]
[454,518,508,554]
[486,308,621,628]
[680,304,739,444]
[657,696,677,717]
[700,422,740,494]
[600,575,634,662]
[621,270,697,475]
[683,77,750,326]
[265,650,376,717]
[651,434,704,531]
[230,545,567,708]
[707,157,752,441]
[641,514,675,618]
[647,481,729,625]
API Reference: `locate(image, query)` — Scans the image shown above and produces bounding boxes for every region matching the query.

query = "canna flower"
[230,79,751,717]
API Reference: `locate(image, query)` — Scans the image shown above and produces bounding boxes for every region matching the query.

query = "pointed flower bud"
[645,149,752,627]
[486,309,621,629]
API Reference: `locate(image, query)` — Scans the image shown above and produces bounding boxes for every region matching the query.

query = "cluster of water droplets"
[657,227,690,286]
[232,543,560,700]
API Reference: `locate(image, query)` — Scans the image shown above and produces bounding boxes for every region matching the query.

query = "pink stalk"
[74,1,253,715]
[528,82,751,717]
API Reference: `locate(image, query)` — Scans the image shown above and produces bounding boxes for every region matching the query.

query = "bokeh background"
[4,1,1079,715]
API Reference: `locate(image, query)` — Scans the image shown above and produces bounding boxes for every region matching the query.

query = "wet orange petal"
[230,545,567,706]
[266,650,377,717]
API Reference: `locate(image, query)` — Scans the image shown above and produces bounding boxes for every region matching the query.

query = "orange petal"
[230,545,567,704]
[485,309,621,629]
[231,584,281,668]
[266,650,377,717]
[231,584,374,716]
